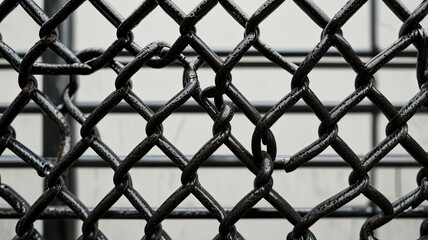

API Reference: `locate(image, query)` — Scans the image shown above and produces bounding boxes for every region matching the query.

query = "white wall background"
[0,0,427,239]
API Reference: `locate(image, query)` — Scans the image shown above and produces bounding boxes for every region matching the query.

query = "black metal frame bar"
[41,1,75,239]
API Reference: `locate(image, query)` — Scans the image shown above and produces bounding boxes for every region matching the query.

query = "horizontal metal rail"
[0,206,427,219]
[0,101,424,114]
[0,155,421,168]
[0,50,420,69]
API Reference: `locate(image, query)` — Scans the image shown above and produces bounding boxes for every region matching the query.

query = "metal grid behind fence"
[0,0,428,239]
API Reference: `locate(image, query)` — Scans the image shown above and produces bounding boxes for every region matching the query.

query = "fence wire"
[0,0,428,239]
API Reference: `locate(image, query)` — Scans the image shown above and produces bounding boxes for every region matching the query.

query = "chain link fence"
[0,0,428,239]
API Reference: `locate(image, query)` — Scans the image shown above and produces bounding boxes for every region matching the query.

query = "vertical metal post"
[369,0,379,218]
[43,1,75,239]
[369,2,379,148]
[370,0,379,55]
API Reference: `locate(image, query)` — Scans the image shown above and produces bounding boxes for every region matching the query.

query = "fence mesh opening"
[1,0,428,239]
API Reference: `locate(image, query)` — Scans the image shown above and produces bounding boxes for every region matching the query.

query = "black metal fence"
[0,0,428,239]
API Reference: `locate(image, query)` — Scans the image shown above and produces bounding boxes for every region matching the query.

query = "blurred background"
[0,0,427,239]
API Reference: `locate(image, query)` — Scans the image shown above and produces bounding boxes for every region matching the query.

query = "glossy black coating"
[0,0,427,239]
